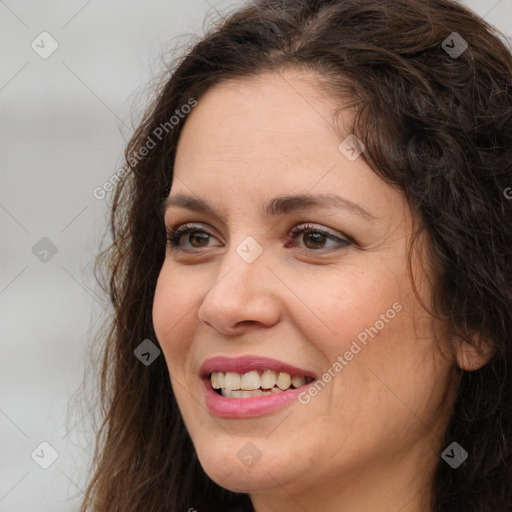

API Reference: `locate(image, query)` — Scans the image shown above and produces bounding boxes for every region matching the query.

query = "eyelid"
[288,222,351,242]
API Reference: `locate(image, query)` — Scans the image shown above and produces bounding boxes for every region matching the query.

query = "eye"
[286,223,351,251]
[165,222,352,253]
[166,224,221,251]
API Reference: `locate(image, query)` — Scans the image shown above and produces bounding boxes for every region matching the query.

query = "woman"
[81,0,512,510]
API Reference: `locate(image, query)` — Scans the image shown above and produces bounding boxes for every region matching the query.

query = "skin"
[152,68,465,512]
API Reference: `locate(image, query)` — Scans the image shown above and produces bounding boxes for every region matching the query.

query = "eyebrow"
[161,193,377,221]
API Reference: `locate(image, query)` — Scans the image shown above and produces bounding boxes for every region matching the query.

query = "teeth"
[276,372,291,390]
[211,372,224,389]
[291,375,306,388]
[243,389,262,397]
[211,370,309,396]
[241,371,260,390]
[260,370,276,389]
[224,372,241,390]
[221,387,278,397]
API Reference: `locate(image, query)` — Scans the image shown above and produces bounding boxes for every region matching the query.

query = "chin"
[194,438,298,493]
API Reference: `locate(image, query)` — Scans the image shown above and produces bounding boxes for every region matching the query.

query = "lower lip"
[203,379,312,418]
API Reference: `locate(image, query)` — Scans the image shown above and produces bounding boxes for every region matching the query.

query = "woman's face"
[153,69,457,510]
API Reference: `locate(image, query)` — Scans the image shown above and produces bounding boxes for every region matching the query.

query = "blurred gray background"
[1,1,510,510]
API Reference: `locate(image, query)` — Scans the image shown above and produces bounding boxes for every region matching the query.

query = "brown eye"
[302,232,327,249]
[187,232,210,247]
[166,225,221,250]
[288,223,351,251]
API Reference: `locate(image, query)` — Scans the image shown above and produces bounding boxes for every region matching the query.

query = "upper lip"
[199,355,317,380]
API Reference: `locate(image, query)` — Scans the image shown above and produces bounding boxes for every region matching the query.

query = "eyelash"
[165,223,352,253]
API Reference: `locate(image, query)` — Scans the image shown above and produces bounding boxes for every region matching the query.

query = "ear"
[455,336,494,371]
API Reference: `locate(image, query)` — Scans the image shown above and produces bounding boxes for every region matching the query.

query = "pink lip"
[199,355,317,419]
[199,355,316,379]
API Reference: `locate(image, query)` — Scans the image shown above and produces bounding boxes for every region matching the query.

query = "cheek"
[152,285,165,338]
[152,271,173,346]
[152,267,202,427]
[293,261,447,419]
[292,262,405,362]
[152,265,196,367]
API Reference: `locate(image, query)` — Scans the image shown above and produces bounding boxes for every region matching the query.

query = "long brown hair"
[80,1,512,510]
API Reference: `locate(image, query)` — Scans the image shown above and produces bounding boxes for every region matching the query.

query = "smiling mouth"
[210,370,315,398]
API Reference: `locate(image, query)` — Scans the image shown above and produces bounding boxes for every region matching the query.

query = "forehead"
[170,69,406,227]
[174,70,347,170]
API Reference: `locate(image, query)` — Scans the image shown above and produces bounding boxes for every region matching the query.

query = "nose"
[197,244,281,335]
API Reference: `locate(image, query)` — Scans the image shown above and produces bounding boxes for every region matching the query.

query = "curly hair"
[80,0,512,510]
